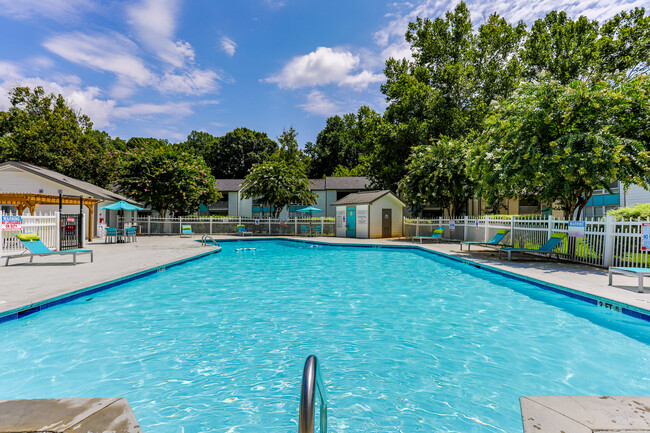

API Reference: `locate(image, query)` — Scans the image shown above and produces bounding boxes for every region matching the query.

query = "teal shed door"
[346,207,356,237]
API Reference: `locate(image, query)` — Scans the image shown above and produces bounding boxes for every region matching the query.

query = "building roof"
[325,176,370,190]
[215,176,369,192]
[0,161,132,203]
[331,190,406,206]
[215,179,245,192]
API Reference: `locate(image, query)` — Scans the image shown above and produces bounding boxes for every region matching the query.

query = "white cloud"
[113,102,193,119]
[43,32,154,86]
[221,37,237,56]
[0,0,94,20]
[158,69,221,95]
[127,0,195,68]
[299,90,341,116]
[266,47,383,90]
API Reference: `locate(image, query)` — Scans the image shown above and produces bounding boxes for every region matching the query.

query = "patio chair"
[126,226,137,242]
[412,227,445,243]
[180,225,193,238]
[5,233,93,266]
[105,227,118,244]
[608,267,650,293]
[461,229,510,252]
[498,233,567,261]
[300,225,309,236]
[236,225,253,236]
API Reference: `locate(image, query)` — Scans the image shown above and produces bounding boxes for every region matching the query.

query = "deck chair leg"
[608,270,613,286]
[4,257,9,266]
[507,251,512,261]
[639,275,644,293]
[91,251,94,262]
[73,253,77,265]
[30,256,34,263]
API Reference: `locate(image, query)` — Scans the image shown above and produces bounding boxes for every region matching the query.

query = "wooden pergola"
[0,193,100,240]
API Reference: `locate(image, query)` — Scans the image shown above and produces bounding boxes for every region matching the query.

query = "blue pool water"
[2,240,650,432]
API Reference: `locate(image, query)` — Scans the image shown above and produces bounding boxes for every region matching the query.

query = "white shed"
[331,190,405,239]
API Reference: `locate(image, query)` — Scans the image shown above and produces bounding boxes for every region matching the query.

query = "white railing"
[1,212,59,256]
[119,216,336,237]
[405,215,650,268]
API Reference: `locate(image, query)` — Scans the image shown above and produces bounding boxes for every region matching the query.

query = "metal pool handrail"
[299,355,327,433]
[201,235,219,247]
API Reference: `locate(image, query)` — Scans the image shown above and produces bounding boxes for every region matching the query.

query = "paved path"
[3,235,650,318]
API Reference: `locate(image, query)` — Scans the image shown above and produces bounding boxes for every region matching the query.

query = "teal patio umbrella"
[296,206,324,236]
[100,201,144,229]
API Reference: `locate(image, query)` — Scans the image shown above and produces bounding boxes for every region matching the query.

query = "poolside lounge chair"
[180,225,193,238]
[5,233,93,266]
[498,233,567,261]
[609,267,650,293]
[461,229,510,252]
[236,225,253,236]
[412,227,445,243]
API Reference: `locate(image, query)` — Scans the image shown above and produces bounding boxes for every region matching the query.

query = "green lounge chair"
[412,227,445,243]
[181,225,193,238]
[461,229,510,252]
[608,267,650,293]
[5,233,93,266]
[498,233,567,261]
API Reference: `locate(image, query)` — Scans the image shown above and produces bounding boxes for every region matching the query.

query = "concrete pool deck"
[3,235,650,318]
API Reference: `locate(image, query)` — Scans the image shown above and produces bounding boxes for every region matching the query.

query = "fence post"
[463,216,468,241]
[210,217,213,234]
[179,217,182,234]
[56,211,61,250]
[439,216,443,229]
[547,215,554,240]
[0,211,3,257]
[484,215,490,242]
[416,217,420,237]
[268,216,271,234]
[603,215,615,267]
[510,215,515,244]
[295,216,298,235]
[147,216,151,235]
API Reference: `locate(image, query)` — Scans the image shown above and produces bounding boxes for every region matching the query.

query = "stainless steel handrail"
[201,235,219,247]
[299,355,327,433]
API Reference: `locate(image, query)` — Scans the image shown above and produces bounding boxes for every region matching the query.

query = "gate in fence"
[60,213,83,250]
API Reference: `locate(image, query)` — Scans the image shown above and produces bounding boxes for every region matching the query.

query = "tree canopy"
[115,144,219,217]
[0,86,119,188]
[469,76,650,219]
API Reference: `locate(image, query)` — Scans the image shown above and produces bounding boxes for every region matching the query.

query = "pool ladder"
[201,235,219,247]
[299,355,327,433]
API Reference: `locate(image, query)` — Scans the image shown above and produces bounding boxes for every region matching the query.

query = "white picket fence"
[405,215,650,268]
[121,216,337,237]
[0,212,59,256]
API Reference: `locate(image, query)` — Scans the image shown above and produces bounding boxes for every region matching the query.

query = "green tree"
[399,137,474,216]
[116,145,220,217]
[469,76,650,219]
[0,86,118,188]
[522,8,650,83]
[240,154,316,218]
[202,127,278,179]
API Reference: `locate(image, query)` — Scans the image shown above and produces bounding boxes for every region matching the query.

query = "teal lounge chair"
[181,225,193,238]
[498,233,567,261]
[609,267,650,293]
[236,225,252,236]
[5,233,93,266]
[412,227,445,243]
[126,226,137,242]
[461,229,510,252]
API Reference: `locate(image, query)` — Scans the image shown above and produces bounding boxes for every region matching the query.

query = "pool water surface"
[2,240,650,432]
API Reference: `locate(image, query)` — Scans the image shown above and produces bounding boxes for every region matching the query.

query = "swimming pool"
[2,239,650,432]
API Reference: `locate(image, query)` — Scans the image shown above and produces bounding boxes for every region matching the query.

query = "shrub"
[607,203,650,220]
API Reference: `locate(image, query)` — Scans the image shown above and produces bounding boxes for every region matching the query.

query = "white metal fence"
[121,216,337,237]
[1,212,59,256]
[405,215,650,268]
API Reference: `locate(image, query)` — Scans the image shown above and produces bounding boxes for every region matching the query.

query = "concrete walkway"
[3,235,650,318]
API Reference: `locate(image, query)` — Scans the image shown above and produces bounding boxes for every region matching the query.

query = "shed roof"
[215,179,245,192]
[330,190,405,206]
[0,161,132,202]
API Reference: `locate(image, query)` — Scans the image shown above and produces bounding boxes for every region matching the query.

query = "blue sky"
[0,0,643,146]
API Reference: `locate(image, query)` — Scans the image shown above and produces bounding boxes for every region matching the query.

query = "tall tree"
[0,86,119,188]
[202,127,278,179]
[116,145,219,217]
[469,76,650,219]
[399,137,474,216]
